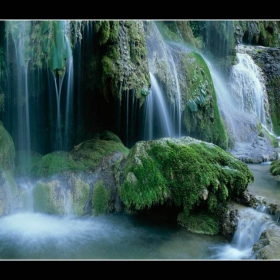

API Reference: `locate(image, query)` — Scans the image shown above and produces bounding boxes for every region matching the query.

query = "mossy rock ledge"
[30,131,129,215]
[118,136,254,235]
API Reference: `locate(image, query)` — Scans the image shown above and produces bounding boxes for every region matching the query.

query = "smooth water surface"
[247,163,280,205]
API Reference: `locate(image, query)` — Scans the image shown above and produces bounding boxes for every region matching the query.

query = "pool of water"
[0,211,228,260]
[247,163,280,205]
[0,163,279,260]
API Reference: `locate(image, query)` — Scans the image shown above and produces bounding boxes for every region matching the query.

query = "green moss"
[177,210,220,235]
[154,21,199,49]
[70,131,129,171]
[182,51,229,149]
[120,156,170,210]
[32,182,60,214]
[0,121,15,173]
[32,179,90,215]
[270,159,280,176]
[15,150,42,177]
[92,180,110,215]
[32,151,78,178]
[0,92,4,117]
[72,179,90,215]
[120,138,253,217]
[98,21,150,105]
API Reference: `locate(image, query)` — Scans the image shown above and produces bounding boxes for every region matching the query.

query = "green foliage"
[92,180,110,215]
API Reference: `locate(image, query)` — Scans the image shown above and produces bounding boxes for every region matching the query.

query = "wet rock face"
[220,204,239,240]
[253,225,280,259]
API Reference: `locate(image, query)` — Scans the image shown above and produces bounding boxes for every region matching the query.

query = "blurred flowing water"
[0,163,279,260]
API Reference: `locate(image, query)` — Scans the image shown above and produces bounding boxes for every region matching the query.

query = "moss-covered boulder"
[29,131,129,215]
[0,121,15,173]
[15,150,42,177]
[32,172,91,215]
[0,168,19,216]
[32,150,78,178]
[70,130,129,172]
[118,137,254,234]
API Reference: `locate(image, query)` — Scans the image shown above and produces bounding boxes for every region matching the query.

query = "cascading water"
[143,72,174,140]
[229,46,272,132]
[143,22,182,140]
[210,206,274,259]
[5,21,32,154]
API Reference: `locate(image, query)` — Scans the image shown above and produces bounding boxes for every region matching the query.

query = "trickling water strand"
[126,89,129,146]
[143,91,153,140]
[7,21,32,153]
[24,66,31,152]
[144,22,182,140]
[147,73,174,139]
[64,56,74,151]
[169,54,182,137]
[53,72,65,150]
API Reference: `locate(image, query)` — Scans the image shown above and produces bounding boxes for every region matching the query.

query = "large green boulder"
[0,121,15,173]
[118,137,254,233]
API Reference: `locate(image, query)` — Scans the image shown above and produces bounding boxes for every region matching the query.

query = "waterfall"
[53,72,65,151]
[210,207,274,259]
[229,47,272,132]
[144,73,174,140]
[5,21,32,154]
[144,22,182,140]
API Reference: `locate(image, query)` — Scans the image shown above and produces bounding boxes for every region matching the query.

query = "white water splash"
[210,207,274,260]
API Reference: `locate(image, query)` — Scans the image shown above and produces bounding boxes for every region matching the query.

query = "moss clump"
[270,159,280,176]
[32,182,61,214]
[70,131,129,171]
[72,179,90,215]
[182,51,229,150]
[15,150,42,177]
[0,169,19,216]
[92,180,110,215]
[120,137,253,220]
[0,121,15,173]
[32,178,90,215]
[32,151,78,178]
[177,210,220,235]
